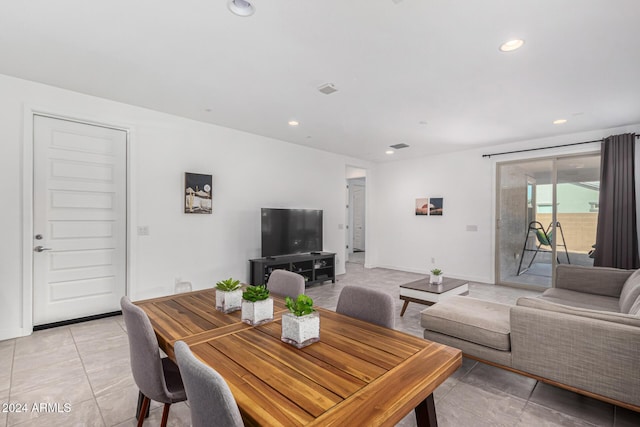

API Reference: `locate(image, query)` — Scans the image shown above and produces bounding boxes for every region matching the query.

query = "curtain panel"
[594,133,640,269]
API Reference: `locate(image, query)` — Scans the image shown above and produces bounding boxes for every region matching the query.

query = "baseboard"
[0,327,31,341]
[373,263,492,284]
[33,311,122,331]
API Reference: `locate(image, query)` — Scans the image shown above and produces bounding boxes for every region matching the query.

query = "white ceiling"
[2,1,639,162]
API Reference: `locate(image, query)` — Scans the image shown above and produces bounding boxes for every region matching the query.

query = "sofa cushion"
[517,296,640,327]
[539,288,620,312]
[619,269,640,313]
[420,296,511,351]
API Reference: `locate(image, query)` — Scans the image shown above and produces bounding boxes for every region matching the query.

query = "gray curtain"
[593,133,640,269]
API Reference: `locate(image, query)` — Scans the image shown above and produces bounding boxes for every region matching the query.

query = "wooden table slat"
[308,344,462,427]
[318,314,423,358]
[193,342,314,427]
[159,299,219,333]
[236,327,366,398]
[257,322,388,383]
[208,332,343,417]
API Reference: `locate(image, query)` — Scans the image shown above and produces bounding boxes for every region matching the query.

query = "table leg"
[136,391,151,419]
[400,300,410,316]
[414,393,437,427]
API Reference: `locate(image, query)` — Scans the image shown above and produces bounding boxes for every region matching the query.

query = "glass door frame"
[495,151,599,289]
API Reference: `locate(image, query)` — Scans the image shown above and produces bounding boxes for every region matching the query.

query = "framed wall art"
[415,198,429,216]
[430,197,443,216]
[185,172,212,214]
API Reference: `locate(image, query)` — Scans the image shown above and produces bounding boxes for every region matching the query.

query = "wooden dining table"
[135,288,461,427]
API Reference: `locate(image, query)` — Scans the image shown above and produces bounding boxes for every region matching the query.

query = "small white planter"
[242,298,274,326]
[281,312,320,348]
[430,274,443,285]
[215,289,242,313]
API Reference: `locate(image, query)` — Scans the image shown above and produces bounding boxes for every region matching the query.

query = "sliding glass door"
[496,153,600,288]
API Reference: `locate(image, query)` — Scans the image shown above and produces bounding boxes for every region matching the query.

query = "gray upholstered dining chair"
[336,286,396,329]
[174,341,244,427]
[266,269,305,299]
[120,297,187,427]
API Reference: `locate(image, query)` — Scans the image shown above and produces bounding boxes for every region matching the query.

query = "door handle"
[34,246,52,252]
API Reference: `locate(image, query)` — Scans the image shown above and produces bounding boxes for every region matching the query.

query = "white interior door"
[352,183,365,251]
[33,115,127,325]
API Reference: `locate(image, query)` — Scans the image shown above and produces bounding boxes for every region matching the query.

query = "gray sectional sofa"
[421,265,640,411]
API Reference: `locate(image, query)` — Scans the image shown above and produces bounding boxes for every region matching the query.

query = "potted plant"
[281,294,320,348]
[215,277,242,313]
[430,268,444,285]
[241,285,273,325]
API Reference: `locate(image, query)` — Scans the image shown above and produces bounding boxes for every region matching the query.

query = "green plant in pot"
[281,294,319,348]
[430,268,443,285]
[215,277,242,313]
[241,285,273,325]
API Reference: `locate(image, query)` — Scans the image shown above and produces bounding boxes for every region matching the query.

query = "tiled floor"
[1,263,638,426]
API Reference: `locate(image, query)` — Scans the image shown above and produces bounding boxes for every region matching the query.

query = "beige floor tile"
[111,401,191,427]
[441,381,527,423]
[7,374,94,426]
[79,344,131,375]
[7,398,104,427]
[95,383,161,427]
[1,389,9,427]
[86,363,135,398]
[75,334,128,359]
[69,318,124,344]
[10,357,85,396]
[11,343,80,374]
[517,402,601,426]
[14,328,73,359]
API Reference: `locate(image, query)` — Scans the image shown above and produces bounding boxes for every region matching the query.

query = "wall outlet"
[137,225,150,236]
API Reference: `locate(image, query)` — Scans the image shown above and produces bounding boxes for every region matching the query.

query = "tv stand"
[249,252,336,286]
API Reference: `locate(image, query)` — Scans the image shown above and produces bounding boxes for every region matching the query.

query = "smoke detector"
[390,143,410,149]
[318,83,338,95]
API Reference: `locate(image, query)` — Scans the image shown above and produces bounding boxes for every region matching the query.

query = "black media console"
[249,252,336,286]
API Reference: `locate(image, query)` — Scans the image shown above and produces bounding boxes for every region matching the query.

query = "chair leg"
[160,403,171,427]
[137,396,150,427]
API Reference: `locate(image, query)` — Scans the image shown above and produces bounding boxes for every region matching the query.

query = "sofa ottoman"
[421,295,513,367]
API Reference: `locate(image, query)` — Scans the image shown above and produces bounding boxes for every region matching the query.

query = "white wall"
[370,124,640,283]
[0,74,371,340]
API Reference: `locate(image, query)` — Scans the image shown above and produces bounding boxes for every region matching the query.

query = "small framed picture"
[185,172,212,214]
[430,197,443,216]
[415,198,429,216]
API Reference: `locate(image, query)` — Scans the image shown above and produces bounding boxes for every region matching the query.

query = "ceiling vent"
[390,143,410,149]
[318,83,338,95]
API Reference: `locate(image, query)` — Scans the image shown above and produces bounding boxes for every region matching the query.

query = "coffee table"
[400,277,469,316]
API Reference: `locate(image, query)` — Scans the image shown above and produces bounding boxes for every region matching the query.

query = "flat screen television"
[261,208,323,257]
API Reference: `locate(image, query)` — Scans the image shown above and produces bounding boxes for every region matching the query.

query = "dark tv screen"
[261,208,323,257]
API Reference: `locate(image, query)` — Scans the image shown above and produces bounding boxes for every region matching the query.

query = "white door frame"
[21,106,135,336]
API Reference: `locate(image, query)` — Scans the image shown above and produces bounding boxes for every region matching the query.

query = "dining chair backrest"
[266,269,305,299]
[336,286,396,329]
[121,296,172,403]
[174,341,244,427]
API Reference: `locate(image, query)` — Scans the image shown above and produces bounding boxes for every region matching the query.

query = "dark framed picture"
[185,172,212,214]
[430,197,443,216]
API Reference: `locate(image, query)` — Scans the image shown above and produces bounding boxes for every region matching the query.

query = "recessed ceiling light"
[385,150,394,155]
[227,0,255,17]
[288,120,299,126]
[553,119,568,125]
[499,39,525,52]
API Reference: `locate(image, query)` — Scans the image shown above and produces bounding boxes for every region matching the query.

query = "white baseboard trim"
[0,327,31,341]
[372,263,492,285]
